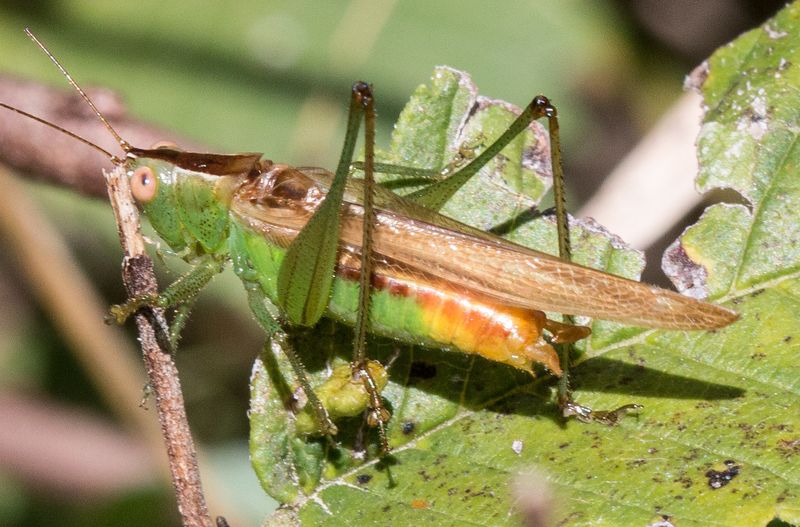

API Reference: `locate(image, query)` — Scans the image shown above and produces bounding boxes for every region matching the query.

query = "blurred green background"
[0,1,784,525]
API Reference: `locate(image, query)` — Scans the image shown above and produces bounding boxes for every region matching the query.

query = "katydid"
[1,30,739,454]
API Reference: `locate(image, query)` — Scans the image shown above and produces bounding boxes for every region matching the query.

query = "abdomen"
[229,221,558,375]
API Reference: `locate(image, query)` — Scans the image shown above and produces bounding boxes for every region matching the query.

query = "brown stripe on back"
[129,147,263,175]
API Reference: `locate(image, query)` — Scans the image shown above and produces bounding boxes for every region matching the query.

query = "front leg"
[106,258,221,325]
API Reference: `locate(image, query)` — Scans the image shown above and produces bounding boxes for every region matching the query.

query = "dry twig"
[0,74,215,527]
[105,165,212,527]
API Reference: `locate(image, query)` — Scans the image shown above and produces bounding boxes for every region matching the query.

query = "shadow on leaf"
[571,356,745,400]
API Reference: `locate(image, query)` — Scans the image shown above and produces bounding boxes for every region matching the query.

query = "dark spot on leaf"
[559,442,570,449]
[738,422,760,441]
[784,335,793,343]
[771,423,793,432]
[648,514,676,527]
[682,449,700,462]
[705,460,741,489]
[673,474,693,488]
[777,438,800,457]
[749,288,766,297]
[357,474,372,485]
[618,375,634,386]
[776,489,794,503]
[402,421,416,435]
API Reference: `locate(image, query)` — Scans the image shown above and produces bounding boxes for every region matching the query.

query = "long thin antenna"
[24,28,130,152]
[0,102,121,163]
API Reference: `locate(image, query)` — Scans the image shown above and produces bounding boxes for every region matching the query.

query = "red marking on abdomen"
[339,261,559,374]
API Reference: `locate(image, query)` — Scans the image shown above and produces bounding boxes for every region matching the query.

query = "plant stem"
[106,165,213,527]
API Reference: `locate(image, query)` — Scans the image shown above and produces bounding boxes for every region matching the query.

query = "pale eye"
[150,140,180,150]
[130,166,158,203]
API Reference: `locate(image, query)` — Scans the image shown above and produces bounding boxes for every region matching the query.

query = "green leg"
[245,282,337,436]
[274,82,390,450]
[107,258,221,325]
[542,103,578,413]
[169,298,197,350]
[351,161,442,180]
[277,83,372,327]
[351,132,486,183]
[545,105,642,424]
[351,84,376,368]
[397,95,582,409]
[406,95,561,212]
[350,84,390,454]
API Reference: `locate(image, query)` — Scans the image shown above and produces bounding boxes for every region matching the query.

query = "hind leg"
[543,318,591,344]
[543,316,643,424]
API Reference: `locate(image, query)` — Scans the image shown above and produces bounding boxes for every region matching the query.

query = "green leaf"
[251,5,800,524]
[381,66,551,222]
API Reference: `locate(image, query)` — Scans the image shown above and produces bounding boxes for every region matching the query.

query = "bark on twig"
[106,166,213,527]
[0,74,215,526]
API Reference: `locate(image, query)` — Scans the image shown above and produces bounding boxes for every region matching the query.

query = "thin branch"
[0,75,217,526]
[106,164,213,527]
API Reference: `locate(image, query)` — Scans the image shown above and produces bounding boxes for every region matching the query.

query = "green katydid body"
[130,154,571,375]
[127,148,737,381]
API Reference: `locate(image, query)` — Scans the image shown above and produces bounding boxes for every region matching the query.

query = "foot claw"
[561,401,642,425]
[318,419,339,437]
[106,293,158,325]
[106,304,128,325]
[366,406,391,428]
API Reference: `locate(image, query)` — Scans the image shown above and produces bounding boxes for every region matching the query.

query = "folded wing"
[233,166,738,330]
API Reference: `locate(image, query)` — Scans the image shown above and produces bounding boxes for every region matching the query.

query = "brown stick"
[106,165,213,527]
[0,75,215,526]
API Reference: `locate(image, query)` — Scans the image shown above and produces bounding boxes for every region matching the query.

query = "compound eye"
[130,166,158,203]
[150,140,180,150]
